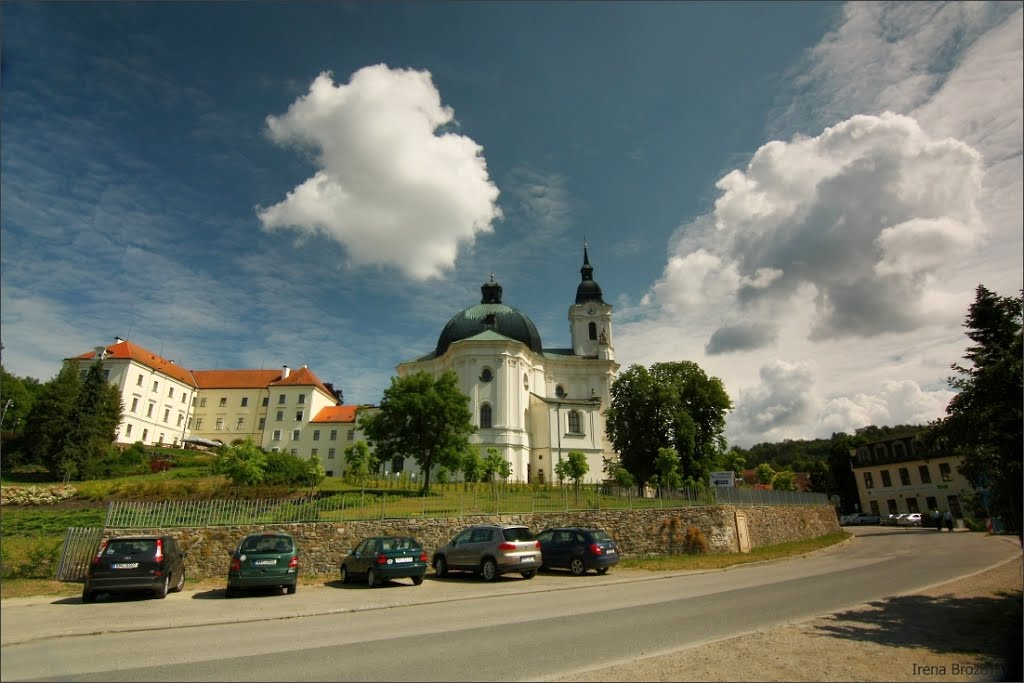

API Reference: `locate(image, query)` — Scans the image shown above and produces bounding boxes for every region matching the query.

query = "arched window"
[391,456,404,473]
[480,404,492,429]
[588,322,597,340]
[555,385,566,398]
[567,410,581,434]
[480,367,493,382]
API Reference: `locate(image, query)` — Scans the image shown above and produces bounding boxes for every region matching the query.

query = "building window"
[153,380,159,392]
[125,424,132,437]
[311,448,318,456]
[236,417,245,429]
[215,418,224,430]
[147,403,155,418]
[278,394,286,404]
[177,414,184,427]
[290,449,298,455]
[168,387,174,398]
[181,393,187,404]
[906,497,920,514]
[131,397,139,413]
[142,429,149,441]
[295,410,304,421]
[103,369,110,380]
[392,456,404,473]
[271,447,280,453]
[347,429,355,441]
[868,500,880,516]
[939,463,952,482]
[313,430,320,441]
[926,496,938,511]
[588,321,597,340]
[887,499,898,515]
[276,411,284,421]
[555,385,566,398]
[200,398,208,408]
[880,470,892,487]
[863,472,874,489]
[163,408,170,423]
[480,404,492,429]
[158,433,164,444]
[898,467,911,486]
[480,368,493,382]
[272,430,281,441]
[137,374,143,386]
[328,448,336,459]
[195,418,203,429]
[241,397,248,407]
[219,397,227,407]
[567,410,581,434]
[298,394,306,404]
[918,465,932,484]
[330,430,338,441]
[262,397,269,407]
[292,429,301,440]
[258,417,266,430]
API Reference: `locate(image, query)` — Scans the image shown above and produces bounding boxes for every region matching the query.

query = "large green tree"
[22,361,83,475]
[359,371,475,495]
[605,361,732,490]
[927,285,1022,532]
[54,359,123,480]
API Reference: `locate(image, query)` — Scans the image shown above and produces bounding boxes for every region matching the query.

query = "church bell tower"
[569,243,613,360]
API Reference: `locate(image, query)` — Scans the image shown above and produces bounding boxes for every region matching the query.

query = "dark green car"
[226,532,298,597]
[340,536,428,587]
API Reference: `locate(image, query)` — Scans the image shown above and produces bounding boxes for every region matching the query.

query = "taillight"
[154,538,164,563]
[497,542,516,551]
[419,551,428,562]
[375,554,388,565]
[589,543,603,555]
[534,541,541,550]
[92,540,109,566]
[230,557,241,571]
[288,556,299,569]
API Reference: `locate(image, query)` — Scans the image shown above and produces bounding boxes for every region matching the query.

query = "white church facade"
[396,246,620,484]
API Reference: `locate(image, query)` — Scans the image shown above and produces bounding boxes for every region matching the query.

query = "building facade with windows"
[849,433,974,519]
[395,246,619,484]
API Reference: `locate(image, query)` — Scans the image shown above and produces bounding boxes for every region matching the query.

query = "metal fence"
[103,484,830,528]
[56,526,105,583]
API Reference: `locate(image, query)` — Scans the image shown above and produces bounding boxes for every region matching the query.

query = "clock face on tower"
[586,306,595,315]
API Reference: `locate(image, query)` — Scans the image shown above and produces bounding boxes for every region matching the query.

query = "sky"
[1,1,1021,448]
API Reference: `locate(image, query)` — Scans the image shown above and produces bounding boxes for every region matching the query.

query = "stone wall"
[109,505,840,580]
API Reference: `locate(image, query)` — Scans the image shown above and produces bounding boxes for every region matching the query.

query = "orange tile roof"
[72,340,197,387]
[271,366,334,400]
[310,405,359,423]
[192,369,283,389]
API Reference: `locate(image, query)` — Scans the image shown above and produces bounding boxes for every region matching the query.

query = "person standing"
[944,510,954,532]
[931,509,942,531]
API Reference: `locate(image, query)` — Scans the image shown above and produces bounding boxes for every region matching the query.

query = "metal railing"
[103,484,830,529]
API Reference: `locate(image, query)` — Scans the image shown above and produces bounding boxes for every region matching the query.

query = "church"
[396,245,620,484]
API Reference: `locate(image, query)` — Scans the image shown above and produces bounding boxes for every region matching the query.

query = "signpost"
[710,471,735,487]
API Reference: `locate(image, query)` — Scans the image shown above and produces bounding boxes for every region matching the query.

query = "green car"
[226,532,298,597]
[340,536,428,587]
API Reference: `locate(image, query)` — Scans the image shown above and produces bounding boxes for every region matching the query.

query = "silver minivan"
[432,524,541,581]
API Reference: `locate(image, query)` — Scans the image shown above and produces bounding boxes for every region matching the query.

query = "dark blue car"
[535,527,620,576]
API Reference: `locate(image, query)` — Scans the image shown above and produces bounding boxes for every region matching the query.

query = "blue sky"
[2,2,1021,448]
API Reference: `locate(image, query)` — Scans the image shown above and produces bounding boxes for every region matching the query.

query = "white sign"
[710,471,735,487]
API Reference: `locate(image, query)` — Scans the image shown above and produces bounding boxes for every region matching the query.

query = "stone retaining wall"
[109,504,840,579]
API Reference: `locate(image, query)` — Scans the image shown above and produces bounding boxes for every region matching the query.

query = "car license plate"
[606,548,616,554]
[521,556,534,563]
[394,557,413,563]
[112,563,138,569]
[253,559,276,566]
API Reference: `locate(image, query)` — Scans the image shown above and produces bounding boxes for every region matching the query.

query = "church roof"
[434,276,544,357]
[574,243,606,305]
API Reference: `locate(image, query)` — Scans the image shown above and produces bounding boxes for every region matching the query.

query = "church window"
[392,456,405,473]
[588,322,597,340]
[523,373,529,390]
[555,385,566,398]
[480,404,492,429]
[568,410,581,434]
[480,367,493,382]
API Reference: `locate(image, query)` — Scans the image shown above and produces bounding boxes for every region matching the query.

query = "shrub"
[682,526,709,554]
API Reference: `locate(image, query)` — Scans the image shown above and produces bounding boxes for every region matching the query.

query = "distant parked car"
[432,524,541,581]
[82,534,188,603]
[340,536,428,587]
[898,513,923,527]
[535,527,620,576]
[882,513,907,526]
[226,532,298,597]
[843,512,881,526]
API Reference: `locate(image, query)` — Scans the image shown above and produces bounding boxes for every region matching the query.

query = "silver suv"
[432,524,541,581]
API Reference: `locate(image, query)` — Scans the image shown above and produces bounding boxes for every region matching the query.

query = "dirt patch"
[550,555,1023,682]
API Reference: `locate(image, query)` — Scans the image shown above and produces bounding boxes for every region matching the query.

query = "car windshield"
[380,538,419,551]
[242,536,293,553]
[106,539,156,556]
[502,527,535,542]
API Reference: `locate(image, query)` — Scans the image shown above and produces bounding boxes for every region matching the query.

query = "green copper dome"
[434,277,544,357]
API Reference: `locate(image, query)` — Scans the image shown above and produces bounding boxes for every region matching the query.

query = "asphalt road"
[1,527,1018,682]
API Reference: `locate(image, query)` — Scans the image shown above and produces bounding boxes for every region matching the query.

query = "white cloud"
[257,65,502,281]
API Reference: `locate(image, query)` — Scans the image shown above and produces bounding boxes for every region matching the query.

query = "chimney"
[114,337,125,345]
[301,364,308,370]
[282,365,291,379]
[93,346,107,360]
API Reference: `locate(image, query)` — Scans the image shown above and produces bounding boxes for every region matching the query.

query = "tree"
[304,455,326,493]
[22,361,82,473]
[605,361,731,492]
[928,285,1023,532]
[654,447,683,492]
[554,450,589,500]
[754,462,776,486]
[216,438,267,486]
[602,454,636,488]
[54,359,122,481]
[772,470,797,491]
[460,448,483,483]
[359,371,475,495]
[343,440,379,485]
[481,448,511,484]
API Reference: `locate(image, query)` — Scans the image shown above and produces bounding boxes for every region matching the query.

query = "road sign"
[710,471,735,487]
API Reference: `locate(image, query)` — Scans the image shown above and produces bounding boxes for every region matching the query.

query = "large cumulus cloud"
[256,65,502,280]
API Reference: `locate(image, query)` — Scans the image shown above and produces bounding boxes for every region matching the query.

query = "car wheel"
[481,558,498,582]
[596,567,609,575]
[412,575,424,586]
[521,570,536,579]
[433,556,448,578]
[81,587,95,604]
[286,583,297,595]
[569,557,587,576]
[173,571,185,593]
[340,565,350,584]
[367,568,378,588]
[156,575,169,599]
